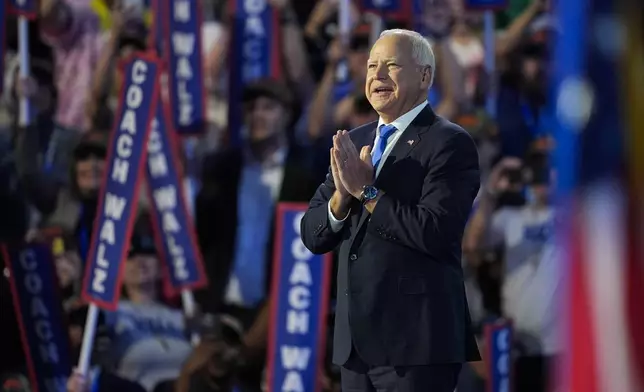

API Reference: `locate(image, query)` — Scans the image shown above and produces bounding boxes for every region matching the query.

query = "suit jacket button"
[344,289,349,296]
[349,254,357,261]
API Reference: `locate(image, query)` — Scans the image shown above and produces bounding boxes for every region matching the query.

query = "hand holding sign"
[78,52,161,376]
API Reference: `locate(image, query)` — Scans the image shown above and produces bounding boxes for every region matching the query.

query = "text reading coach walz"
[301,29,481,392]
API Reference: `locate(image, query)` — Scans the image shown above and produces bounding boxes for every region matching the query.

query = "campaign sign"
[7,0,38,18]
[266,203,332,392]
[146,99,208,293]
[1,242,72,392]
[484,320,514,392]
[164,0,207,135]
[81,53,161,310]
[228,0,281,146]
[464,0,509,10]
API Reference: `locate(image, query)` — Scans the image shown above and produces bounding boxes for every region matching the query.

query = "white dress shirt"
[327,101,429,232]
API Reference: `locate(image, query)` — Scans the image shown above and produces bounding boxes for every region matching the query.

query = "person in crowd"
[65,368,147,392]
[84,2,147,131]
[439,8,485,116]
[463,153,561,392]
[15,128,107,262]
[302,0,360,80]
[194,77,320,391]
[0,373,30,392]
[48,230,84,312]
[173,314,246,392]
[205,0,313,106]
[343,94,380,131]
[93,225,193,391]
[434,0,545,123]
[38,0,107,133]
[497,36,552,158]
[306,29,370,141]
[3,60,61,179]
[0,66,57,376]
[494,0,552,157]
[301,28,481,391]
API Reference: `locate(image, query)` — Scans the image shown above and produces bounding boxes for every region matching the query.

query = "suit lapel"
[375,106,437,186]
[355,106,437,231]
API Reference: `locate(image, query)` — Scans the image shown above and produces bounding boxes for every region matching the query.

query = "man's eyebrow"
[367,57,398,62]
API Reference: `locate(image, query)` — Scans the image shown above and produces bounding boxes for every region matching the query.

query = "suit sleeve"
[368,132,480,256]
[300,167,347,255]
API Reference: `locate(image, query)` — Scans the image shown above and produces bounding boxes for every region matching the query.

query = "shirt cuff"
[327,202,349,233]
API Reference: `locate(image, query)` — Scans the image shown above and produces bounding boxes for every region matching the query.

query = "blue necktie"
[372,124,397,170]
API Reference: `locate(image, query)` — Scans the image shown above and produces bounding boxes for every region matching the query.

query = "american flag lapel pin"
[407,139,414,146]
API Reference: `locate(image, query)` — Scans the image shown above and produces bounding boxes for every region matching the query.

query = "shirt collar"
[377,100,429,136]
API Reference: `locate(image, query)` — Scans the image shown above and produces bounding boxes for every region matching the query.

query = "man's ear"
[421,66,432,84]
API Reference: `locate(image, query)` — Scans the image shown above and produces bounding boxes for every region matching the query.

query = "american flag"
[552,0,644,389]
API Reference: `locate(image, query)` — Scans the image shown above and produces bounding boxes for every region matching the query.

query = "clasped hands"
[330,130,374,200]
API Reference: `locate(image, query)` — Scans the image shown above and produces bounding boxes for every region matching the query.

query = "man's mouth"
[373,87,393,94]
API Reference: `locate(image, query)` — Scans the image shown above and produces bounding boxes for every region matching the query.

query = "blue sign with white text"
[7,0,38,18]
[82,54,161,310]
[146,100,207,293]
[164,0,206,135]
[266,203,332,392]
[228,0,280,146]
[464,0,509,10]
[2,242,72,392]
[485,320,514,392]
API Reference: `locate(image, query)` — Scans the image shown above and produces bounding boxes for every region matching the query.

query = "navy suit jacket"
[300,106,482,366]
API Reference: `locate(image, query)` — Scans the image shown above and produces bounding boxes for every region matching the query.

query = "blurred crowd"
[0,0,561,391]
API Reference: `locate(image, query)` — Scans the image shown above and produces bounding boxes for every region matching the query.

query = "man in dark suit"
[195,78,320,391]
[300,29,481,391]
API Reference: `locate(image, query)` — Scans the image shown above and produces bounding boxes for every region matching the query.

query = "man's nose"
[374,63,388,80]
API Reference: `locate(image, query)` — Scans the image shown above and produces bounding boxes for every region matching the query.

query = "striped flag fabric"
[623,0,644,385]
[552,0,644,389]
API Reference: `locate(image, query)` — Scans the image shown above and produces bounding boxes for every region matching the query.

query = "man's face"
[365,35,430,116]
[76,157,105,196]
[55,251,81,289]
[123,254,159,286]
[243,96,287,142]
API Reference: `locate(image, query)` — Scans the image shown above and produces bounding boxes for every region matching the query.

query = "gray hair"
[379,29,436,87]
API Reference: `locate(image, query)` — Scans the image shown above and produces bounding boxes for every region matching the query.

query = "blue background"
[362,0,403,13]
